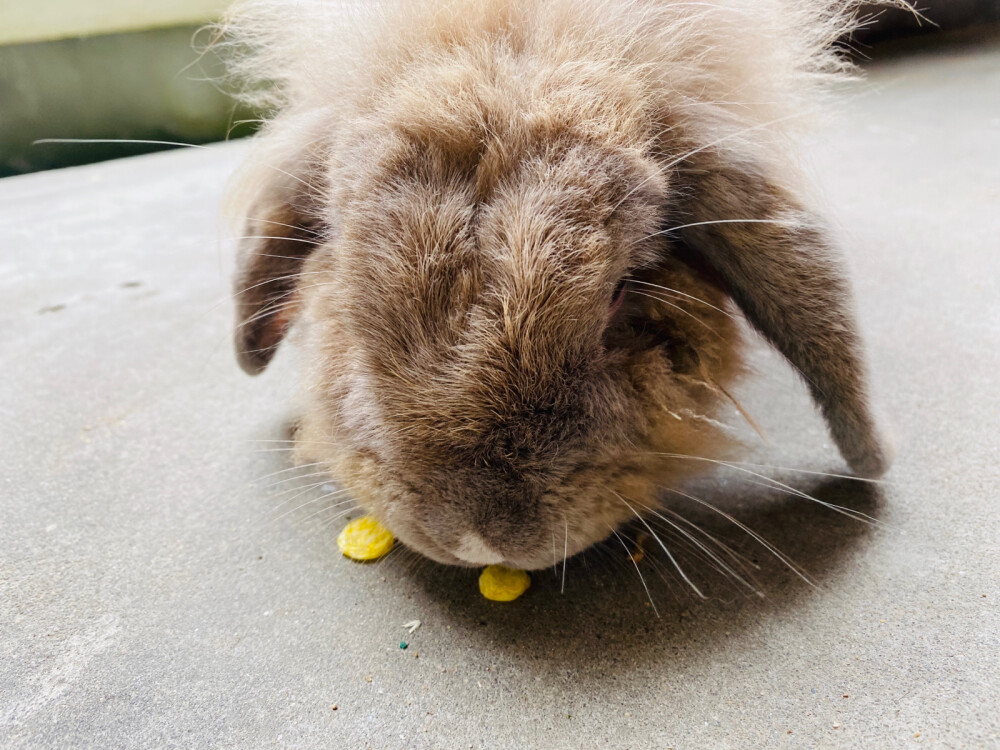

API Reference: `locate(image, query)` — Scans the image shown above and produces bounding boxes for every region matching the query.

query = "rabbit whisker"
[626,289,723,337]
[608,524,660,617]
[295,500,357,529]
[266,488,353,526]
[635,498,760,595]
[703,459,888,484]
[662,486,815,586]
[228,235,319,245]
[33,138,327,196]
[656,504,760,574]
[645,453,881,524]
[629,278,738,320]
[234,298,302,332]
[637,218,794,244]
[265,469,332,490]
[552,532,559,578]
[611,109,814,214]
[33,137,211,150]
[561,518,569,594]
[253,461,324,483]
[613,491,705,599]
[266,478,332,500]
[226,215,324,238]
[229,270,326,303]
[249,438,342,448]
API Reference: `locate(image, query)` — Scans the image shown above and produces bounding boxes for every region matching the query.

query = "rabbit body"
[227,0,892,568]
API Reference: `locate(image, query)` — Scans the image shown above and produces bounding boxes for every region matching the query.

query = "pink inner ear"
[609,280,627,318]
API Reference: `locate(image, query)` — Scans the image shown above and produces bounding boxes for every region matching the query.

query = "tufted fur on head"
[222,0,903,569]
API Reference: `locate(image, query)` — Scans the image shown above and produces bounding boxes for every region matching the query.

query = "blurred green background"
[0,0,254,177]
[1,0,998,177]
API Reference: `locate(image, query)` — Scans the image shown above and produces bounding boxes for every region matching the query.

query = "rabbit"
[222,0,899,570]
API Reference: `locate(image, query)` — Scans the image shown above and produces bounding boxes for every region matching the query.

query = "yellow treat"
[337,516,395,561]
[478,565,531,602]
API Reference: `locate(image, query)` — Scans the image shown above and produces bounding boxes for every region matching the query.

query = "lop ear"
[674,149,890,477]
[230,137,325,375]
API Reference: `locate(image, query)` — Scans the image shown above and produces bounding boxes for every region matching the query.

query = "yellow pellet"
[478,565,531,602]
[337,516,395,561]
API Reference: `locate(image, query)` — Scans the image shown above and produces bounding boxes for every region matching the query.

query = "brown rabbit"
[224,0,898,569]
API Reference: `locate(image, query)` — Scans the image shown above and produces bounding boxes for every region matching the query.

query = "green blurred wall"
[0,0,229,45]
[0,26,254,176]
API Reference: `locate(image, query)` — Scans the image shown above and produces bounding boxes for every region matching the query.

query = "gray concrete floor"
[2,40,999,750]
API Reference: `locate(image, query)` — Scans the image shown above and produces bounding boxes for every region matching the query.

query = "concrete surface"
[2,41,999,749]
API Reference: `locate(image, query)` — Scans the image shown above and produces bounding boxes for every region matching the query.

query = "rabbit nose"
[466,480,543,552]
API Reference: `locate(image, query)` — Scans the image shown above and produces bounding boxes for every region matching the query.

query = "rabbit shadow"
[248,417,886,682]
[377,470,886,679]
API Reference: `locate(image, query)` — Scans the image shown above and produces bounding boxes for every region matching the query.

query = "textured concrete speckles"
[2,44,1000,749]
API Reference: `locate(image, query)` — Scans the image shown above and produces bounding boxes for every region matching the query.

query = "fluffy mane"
[220,0,906,145]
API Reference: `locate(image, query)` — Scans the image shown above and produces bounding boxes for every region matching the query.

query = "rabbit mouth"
[453,533,506,565]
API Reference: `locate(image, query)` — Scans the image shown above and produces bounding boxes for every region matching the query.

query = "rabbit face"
[283,67,741,568]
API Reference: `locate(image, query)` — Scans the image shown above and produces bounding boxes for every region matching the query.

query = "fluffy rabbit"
[224,0,895,569]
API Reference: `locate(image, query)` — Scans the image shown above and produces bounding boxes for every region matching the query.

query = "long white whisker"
[227,215,324,238]
[735,475,877,527]
[266,488,352,527]
[261,164,325,194]
[230,270,326,302]
[552,532,559,578]
[266,479,332,502]
[663,486,815,586]
[657,504,760,574]
[626,289,723,337]
[229,235,319,245]
[711,460,887,484]
[34,138,325,196]
[613,491,705,599]
[635,499,760,595]
[265,470,331,491]
[608,524,660,617]
[638,218,793,243]
[561,519,569,595]
[612,109,813,213]
[296,499,357,529]
[254,461,324,484]
[248,438,323,445]
[649,454,880,524]
[266,482,347,518]
[33,137,210,149]
[234,298,302,332]
[629,279,738,320]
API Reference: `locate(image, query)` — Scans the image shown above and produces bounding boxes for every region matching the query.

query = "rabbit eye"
[609,279,628,316]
